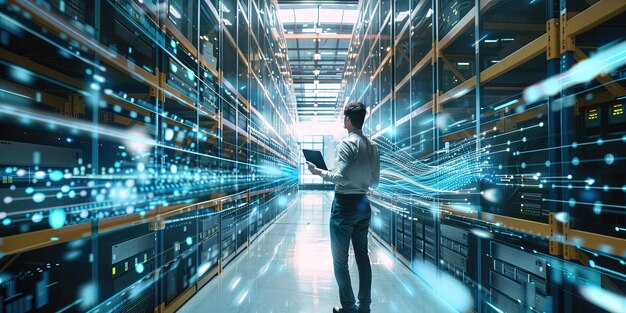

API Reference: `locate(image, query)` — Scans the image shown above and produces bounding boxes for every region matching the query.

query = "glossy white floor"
[179,191,458,313]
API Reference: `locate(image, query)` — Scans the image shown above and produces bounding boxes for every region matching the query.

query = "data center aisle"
[179,191,456,313]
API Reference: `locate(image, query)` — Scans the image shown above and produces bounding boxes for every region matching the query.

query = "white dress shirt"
[321,129,380,194]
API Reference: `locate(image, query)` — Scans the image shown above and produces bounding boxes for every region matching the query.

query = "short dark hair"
[344,102,367,129]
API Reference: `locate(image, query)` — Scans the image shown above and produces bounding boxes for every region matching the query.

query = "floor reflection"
[179,191,456,313]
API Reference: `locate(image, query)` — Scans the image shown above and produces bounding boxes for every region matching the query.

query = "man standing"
[306,102,380,313]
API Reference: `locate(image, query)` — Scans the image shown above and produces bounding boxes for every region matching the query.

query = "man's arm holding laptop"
[306,141,354,186]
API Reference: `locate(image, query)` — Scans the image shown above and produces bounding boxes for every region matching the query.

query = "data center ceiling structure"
[277,0,359,122]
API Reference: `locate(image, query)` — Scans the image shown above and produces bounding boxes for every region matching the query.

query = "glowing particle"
[482,188,502,203]
[604,153,615,165]
[3,197,12,204]
[56,192,63,199]
[16,169,26,176]
[2,218,11,226]
[539,122,544,127]
[571,141,578,148]
[32,192,46,203]
[596,138,604,146]
[470,229,493,239]
[80,210,89,218]
[165,129,175,141]
[32,213,43,223]
[593,201,602,215]
[589,260,596,268]
[135,263,145,274]
[568,198,576,208]
[545,160,551,167]
[49,209,66,229]
[61,185,70,193]
[34,171,46,179]
[49,170,63,181]
[137,162,145,172]
[572,157,580,166]
[522,137,527,142]
[186,236,193,246]
[0,212,6,219]
[554,212,569,223]
[521,162,526,169]
[567,174,572,179]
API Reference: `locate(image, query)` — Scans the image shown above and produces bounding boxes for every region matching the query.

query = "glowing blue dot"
[114,162,121,168]
[572,157,580,166]
[593,201,602,215]
[571,142,578,148]
[25,187,34,194]
[596,138,604,146]
[603,185,609,192]
[589,260,595,268]
[170,63,178,73]
[113,105,122,113]
[130,111,138,118]
[32,192,46,203]
[186,236,193,246]
[31,213,43,223]
[170,39,177,48]
[498,164,502,170]
[50,237,59,241]
[61,185,70,193]
[187,69,194,81]
[545,160,551,167]
[165,129,175,141]
[90,83,101,91]
[48,209,66,229]
[604,153,615,165]
[69,190,76,198]
[522,137,527,142]
[623,185,626,192]
[567,174,572,179]
[85,68,93,75]
[49,170,63,182]
[136,263,145,274]
[2,218,11,226]
[137,163,145,172]
[539,122,544,127]
[568,198,576,207]
[521,162,526,169]
[171,165,178,174]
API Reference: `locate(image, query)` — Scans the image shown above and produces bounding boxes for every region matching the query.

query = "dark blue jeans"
[330,194,372,313]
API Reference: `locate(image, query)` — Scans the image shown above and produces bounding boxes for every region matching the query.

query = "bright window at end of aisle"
[300,135,325,184]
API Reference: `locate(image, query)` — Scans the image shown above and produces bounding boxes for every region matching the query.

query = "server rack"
[0,0,299,312]
[341,0,626,312]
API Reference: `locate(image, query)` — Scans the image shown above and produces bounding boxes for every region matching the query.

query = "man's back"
[325,130,380,194]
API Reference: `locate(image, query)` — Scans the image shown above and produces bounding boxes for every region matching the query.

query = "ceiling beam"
[284,33,353,40]
[293,78,342,83]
